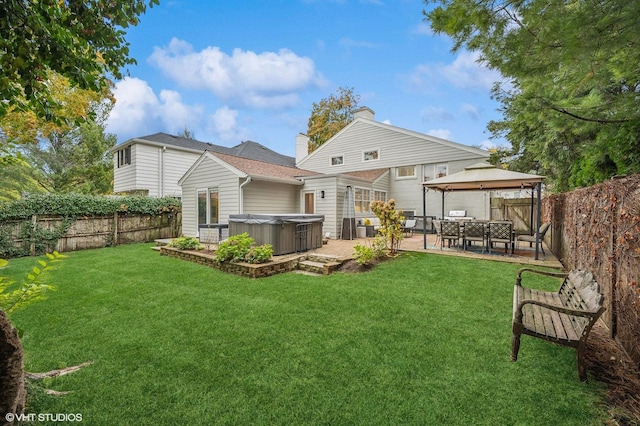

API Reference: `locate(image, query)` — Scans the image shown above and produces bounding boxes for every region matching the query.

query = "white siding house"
[178,151,317,237]
[174,106,492,239]
[295,108,491,229]
[111,133,296,198]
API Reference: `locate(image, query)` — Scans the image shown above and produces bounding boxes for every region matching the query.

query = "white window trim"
[396,165,416,180]
[362,149,380,162]
[330,154,345,166]
[435,163,448,179]
[197,187,219,225]
[354,186,372,213]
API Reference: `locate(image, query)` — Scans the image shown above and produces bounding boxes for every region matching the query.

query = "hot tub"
[228,214,325,255]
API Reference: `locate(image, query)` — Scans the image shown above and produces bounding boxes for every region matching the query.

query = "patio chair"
[488,221,513,254]
[433,219,442,247]
[516,222,550,255]
[462,221,486,252]
[402,219,417,237]
[440,220,461,250]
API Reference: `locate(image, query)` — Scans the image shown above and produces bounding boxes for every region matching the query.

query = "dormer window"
[363,149,379,161]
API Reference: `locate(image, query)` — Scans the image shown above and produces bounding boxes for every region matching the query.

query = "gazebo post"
[422,186,427,249]
[535,183,542,260]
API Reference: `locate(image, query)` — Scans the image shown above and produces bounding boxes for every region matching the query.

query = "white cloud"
[208,106,251,143]
[427,128,454,140]
[408,50,503,93]
[106,77,203,141]
[149,38,325,109]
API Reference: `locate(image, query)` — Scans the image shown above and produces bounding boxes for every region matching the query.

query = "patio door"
[304,192,315,214]
[197,188,219,224]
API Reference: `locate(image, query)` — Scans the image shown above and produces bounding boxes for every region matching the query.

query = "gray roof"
[130,132,296,167]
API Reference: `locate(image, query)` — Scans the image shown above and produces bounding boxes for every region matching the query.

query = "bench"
[511,268,605,381]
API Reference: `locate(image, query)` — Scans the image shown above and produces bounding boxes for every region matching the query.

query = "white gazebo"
[421,163,546,259]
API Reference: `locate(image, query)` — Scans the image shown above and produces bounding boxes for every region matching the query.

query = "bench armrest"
[515,268,568,286]
[514,298,603,323]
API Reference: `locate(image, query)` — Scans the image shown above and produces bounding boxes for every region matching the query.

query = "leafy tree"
[23,121,117,195]
[0,158,42,202]
[0,73,117,194]
[424,0,640,191]
[0,0,158,161]
[0,0,158,120]
[307,87,360,153]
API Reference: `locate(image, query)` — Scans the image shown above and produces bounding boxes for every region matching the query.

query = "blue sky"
[105,0,505,157]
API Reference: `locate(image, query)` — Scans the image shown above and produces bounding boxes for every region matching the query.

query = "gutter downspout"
[239,176,252,213]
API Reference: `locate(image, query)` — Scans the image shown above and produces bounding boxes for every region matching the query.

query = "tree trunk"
[0,310,25,425]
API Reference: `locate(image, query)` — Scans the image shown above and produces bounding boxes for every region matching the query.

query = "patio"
[310,233,563,269]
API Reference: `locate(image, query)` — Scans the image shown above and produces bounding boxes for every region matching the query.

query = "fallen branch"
[25,361,93,380]
[43,389,72,396]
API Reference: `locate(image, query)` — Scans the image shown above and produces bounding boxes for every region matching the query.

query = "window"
[117,146,131,168]
[435,163,448,178]
[197,188,219,225]
[363,149,379,161]
[354,187,371,213]
[373,191,387,202]
[331,156,344,166]
[396,165,416,179]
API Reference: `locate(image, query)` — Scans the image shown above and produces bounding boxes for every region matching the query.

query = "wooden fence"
[542,175,640,368]
[0,211,181,256]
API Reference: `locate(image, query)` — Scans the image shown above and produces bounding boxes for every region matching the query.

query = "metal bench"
[511,268,605,381]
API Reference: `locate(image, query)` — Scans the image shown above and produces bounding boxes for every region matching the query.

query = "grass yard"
[6,244,608,425]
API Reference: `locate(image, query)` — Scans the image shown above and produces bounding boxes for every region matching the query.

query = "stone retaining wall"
[159,246,304,278]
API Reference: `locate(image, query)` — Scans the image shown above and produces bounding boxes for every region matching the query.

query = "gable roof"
[297,116,488,167]
[113,132,296,167]
[179,150,318,186]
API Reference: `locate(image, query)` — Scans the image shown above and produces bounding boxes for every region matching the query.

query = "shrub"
[169,236,202,250]
[353,243,376,266]
[244,244,273,264]
[371,235,387,258]
[216,233,254,263]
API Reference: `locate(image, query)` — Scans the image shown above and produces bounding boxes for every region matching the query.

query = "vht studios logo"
[5,412,83,422]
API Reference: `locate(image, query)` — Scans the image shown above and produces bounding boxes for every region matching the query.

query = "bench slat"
[511,268,605,381]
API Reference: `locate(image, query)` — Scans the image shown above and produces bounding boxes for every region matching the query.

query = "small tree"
[370,199,404,256]
[306,87,360,153]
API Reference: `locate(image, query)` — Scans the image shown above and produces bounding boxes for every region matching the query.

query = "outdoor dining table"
[442,220,515,254]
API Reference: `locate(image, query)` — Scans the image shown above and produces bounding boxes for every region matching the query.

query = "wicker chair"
[488,221,513,254]
[462,221,486,252]
[440,220,461,250]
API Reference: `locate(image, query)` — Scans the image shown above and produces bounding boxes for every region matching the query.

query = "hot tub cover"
[229,214,325,225]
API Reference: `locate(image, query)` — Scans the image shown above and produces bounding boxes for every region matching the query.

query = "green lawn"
[6,244,608,425]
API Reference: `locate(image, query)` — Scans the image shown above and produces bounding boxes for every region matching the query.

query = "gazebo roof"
[422,162,544,191]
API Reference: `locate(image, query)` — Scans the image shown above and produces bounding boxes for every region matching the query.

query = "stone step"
[298,259,343,275]
[305,253,341,264]
[298,260,325,275]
